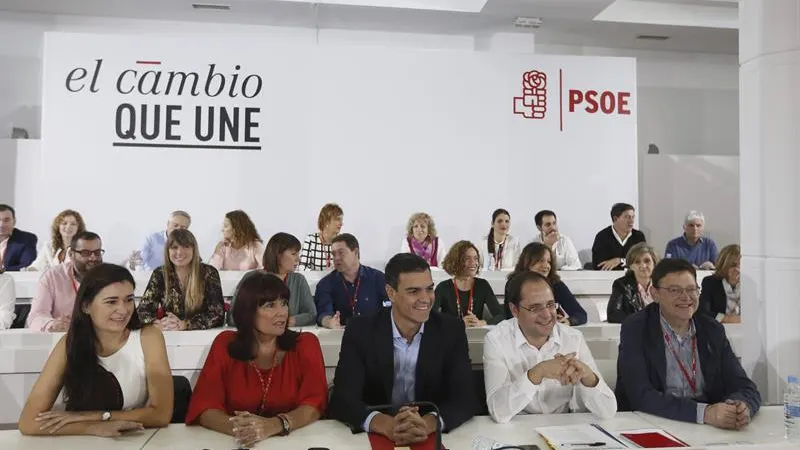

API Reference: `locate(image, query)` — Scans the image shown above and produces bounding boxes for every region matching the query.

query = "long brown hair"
[64,264,141,411]
[50,209,86,256]
[507,242,560,284]
[163,229,204,314]
[225,210,262,250]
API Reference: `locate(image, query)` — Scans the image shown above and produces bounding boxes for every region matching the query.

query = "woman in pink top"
[209,210,264,271]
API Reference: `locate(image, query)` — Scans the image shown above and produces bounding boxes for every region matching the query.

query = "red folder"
[367,433,446,450]
[620,431,689,448]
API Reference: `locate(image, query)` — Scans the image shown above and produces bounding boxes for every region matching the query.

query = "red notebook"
[620,430,689,448]
[367,433,446,450]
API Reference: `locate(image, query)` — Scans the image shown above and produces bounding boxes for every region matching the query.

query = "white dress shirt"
[0,273,16,329]
[480,235,521,271]
[483,318,616,423]
[532,233,582,270]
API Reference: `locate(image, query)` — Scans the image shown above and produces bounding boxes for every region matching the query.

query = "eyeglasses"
[73,249,105,258]
[657,286,700,297]
[517,301,558,314]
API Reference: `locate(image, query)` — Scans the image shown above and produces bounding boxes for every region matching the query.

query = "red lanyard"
[282,273,289,284]
[69,270,79,294]
[343,275,361,315]
[251,351,279,416]
[663,330,698,394]
[453,279,474,317]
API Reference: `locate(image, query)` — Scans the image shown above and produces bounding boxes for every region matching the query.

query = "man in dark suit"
[615,258,760,430]
[329,253,475,445]
[0,204,37,271]
[591,203,646,270]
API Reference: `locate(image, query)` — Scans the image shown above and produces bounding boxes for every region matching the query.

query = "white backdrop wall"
[36,32,637,266]
[0,12,740,260]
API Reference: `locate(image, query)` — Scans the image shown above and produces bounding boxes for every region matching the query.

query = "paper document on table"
[534,424,629,450]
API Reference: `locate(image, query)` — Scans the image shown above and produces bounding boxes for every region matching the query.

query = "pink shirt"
[208,241,264,271]
[27,261,79,332]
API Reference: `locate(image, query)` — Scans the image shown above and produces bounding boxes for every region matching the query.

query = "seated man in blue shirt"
[138,211,191,270]
[315,233,389,328]
[664,211,718,270]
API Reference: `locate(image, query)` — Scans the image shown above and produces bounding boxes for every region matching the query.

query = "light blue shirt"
[660,315,707,424]
[141,231,167,271]
[362,314,425,431]
[664,235,718,267]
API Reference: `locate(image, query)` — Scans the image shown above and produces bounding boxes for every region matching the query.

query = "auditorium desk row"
[7,269,714,323]
[0,323,741,425]
[0,407,787,450]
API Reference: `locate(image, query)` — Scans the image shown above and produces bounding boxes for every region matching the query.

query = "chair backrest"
[171,375,192,423]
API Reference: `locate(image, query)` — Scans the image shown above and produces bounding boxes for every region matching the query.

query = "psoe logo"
[513,70,547,119]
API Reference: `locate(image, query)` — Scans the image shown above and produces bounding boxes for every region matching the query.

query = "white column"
[740,0,800,405]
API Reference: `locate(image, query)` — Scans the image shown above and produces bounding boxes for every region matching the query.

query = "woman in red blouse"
[186,272,327,448]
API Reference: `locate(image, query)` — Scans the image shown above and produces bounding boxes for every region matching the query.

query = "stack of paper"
[534,424,629,450]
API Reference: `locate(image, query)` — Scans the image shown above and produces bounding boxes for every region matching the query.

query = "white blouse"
[480,235,521,271]
[98,330,149,410]
[28,242,70,272]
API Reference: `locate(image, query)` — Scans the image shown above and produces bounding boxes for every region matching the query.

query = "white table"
[0,428,157,450]
[635,405,786,447]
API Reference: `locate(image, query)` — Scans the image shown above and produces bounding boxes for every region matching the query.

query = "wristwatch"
[276,413,291,436]
[101,411,112,421]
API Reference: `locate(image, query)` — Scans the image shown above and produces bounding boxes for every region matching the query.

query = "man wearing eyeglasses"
[615,258,760,429]
[483,271,617,423]
[27,231,104,332]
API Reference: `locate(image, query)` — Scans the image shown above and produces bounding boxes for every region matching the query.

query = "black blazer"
[3,228,37,271]
[607,271,645,324]
[329,308,475,433]
[615,303,761,423]
[699,275,727,318]
[591,226,646,270]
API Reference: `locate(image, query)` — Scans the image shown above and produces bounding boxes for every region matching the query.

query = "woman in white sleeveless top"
[19,263,173,437]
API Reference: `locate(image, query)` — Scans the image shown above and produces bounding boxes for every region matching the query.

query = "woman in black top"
[606,242,658,323]
[434,240,503,326]
[505,242,587,325]
[699,244,741,323]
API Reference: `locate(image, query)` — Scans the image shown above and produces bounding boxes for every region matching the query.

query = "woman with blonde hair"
[700,244,741,323]
[209,210,264,271]
[138,229,224,330]
[434,240,503,327]
[28,209,86,272]
[300,203,344,271]
[607,242,658,323]
[400,212,445,267]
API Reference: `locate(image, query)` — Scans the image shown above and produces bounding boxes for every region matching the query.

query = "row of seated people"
[607,242,742,324]
[0,201,723,275]
[18,227,589,332]
[16,257,760,448]
[0,229,737,332]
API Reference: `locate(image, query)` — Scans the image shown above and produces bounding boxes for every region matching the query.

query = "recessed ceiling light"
[192,3,231,11]
[514,17,543,29]
[637,35,670,41]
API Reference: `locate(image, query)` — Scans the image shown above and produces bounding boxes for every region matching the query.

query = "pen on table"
[559,443,606,448]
